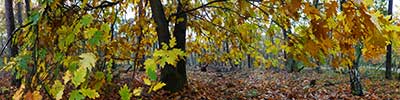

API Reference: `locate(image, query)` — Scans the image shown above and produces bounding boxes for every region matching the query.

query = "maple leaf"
[69,90,84,100]
[79,88,99,99]
[50,80,65,100]
[72,67,87,87]
[80,14,93,26]
[118,84,132,100]
[79,53,97,71]
[63,70,72,85]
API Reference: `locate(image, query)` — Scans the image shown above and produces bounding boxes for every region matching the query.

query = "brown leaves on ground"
[141,69,400,99]
[1,68,400,99]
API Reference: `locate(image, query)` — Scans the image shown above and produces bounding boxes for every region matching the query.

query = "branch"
[85,1,120,10]
[246,1,287,31]
[169,0,227,20]
[1,21,33,56]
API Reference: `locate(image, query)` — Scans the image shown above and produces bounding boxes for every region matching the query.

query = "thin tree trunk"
[349,43,364,96]
[247,54,251,68]
[385,0,393,80]
[25,0,30,16]
[16,1,23,26]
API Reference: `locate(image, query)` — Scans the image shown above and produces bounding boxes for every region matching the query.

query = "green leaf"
[80,88,99,99]
[118,84,132,100]
[17,54,31,71]
[54,52,64,62]
[69,90,84,100]
[72,67,87,87]
[146,68,157,81]
[30,11,40,24]
[81,15,93,26]
[144,59,156,71]
[88,31,103,46]
[39,48,47,59]
[50,80,65,100]
[101,24,111,33]
[94,71,105,80]
[84,28,97,39]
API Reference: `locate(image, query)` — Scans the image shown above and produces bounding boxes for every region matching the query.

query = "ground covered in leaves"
[1,67,400,99]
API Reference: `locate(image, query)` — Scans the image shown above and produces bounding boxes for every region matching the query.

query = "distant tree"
[4,0,19,86]
[385,0,393,80]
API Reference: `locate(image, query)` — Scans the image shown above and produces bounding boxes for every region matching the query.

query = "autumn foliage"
[1,0,400,99]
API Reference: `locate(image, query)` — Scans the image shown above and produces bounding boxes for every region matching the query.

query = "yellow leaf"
[143,77,152,86]
[30,91,42,100]
[79,53,97,71]
[63,70,72,84]
[13,84,25,100]
[133,87,142,96]
[363,0,373,7]
[169,36,176,48]
[152,82,166,91]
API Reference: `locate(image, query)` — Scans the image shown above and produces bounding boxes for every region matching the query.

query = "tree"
[4,0,16,57]
[149,0,188,92]
[385,0,393,80]
[16,1,23,26]
[4,0,400,99]
[4,0,19,87]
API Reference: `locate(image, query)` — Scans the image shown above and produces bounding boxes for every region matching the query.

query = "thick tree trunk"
[150,0,187,92]
[385,0,393,80]
[169,0,187,87]
[5,0,20,86]
[5,0,17,57]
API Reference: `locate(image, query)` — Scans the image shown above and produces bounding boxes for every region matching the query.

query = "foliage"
[118,84,132,100]
[1,0,399,99]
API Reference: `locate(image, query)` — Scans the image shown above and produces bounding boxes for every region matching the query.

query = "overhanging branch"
[169,0,227,20]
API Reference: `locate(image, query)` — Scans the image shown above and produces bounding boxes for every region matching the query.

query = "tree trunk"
[247,54,252,68]
[16,1,23,26]
[349,66,363,96]
[349,43,364,96]
[25,0,30,16]
[385,0,393,80]
[149,0,187,92]
[5,0,17,57]
[5,0,19,86]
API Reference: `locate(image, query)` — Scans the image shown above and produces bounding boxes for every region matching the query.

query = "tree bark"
[5,0,19,86]
[5,0,17,57]
[149,0,187,92]
[25,0,30,16]
[385,0,393,80]
[349,43,364,96]
[16,1,23,26]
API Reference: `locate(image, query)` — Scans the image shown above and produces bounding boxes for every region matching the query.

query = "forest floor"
[1,67,400,99]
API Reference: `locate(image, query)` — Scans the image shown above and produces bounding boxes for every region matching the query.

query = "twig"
[0,21,33,56]
[168,0,227,21]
